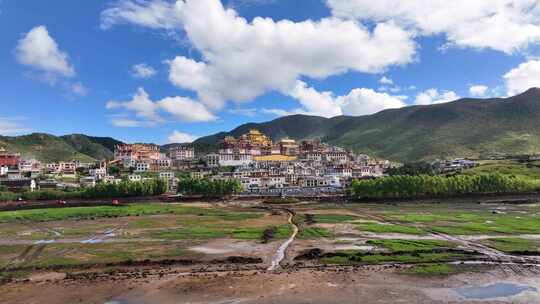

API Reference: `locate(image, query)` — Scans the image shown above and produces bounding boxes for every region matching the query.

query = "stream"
[268,210,299,271]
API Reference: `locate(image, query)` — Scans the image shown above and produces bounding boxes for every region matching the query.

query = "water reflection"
[455,283,538,299]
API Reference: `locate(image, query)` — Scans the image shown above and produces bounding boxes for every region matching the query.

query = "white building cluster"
[191,130,390,195]
[0,131,393,196]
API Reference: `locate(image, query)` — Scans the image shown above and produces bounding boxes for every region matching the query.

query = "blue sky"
[1,0,540,144]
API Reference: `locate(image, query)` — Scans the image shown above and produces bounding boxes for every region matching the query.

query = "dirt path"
[268,209,299,271]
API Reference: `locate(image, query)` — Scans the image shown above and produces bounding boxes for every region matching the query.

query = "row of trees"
[177,178,242,197]
[351,174,540,199]
[0,179,168,201]
[386,162,436,176]
[81,179,168,199]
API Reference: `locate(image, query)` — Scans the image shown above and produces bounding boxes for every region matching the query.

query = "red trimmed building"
[0,148,20,168]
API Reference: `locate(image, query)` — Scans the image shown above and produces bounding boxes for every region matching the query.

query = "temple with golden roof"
[219,129,299,161]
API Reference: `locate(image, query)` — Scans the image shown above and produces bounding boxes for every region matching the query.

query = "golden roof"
[253,155,297,162]
[280,138,296,144]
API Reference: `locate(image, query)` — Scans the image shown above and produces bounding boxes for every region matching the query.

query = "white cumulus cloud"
[326,0,540,54]
[504,60,540,95]
[265,81,405,118]
[106,87,216,125]
[131,63,157,79]
[469,85,489,97]
[15,25,88,96]
[287,81,343,118]
[338,88,406,115]
[158,96,217,122]
[379,76,394,85]
[103,0,416,111]
[415,89,460,105]
[15,25,75,77]
[100,0,183,30]
[107,88,164,123]
[168,130,199,143]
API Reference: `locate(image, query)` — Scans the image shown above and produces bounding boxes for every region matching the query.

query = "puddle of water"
[268,212,298,271]
[334,245,374,251]
[190,246,233,254]
[454,283,538,300]
[81,238,103,244]
[335,237,355,241]
[82,229,117,244]
[34,240,56,244]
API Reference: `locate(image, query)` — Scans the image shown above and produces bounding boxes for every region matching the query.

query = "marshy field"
[1,199,540,303]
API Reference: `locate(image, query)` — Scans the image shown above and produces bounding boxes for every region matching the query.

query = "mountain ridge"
[0,133,123,163]
[3,88,540,162]
[194,88,540,161]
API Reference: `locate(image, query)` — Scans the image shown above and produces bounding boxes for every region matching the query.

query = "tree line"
[81,179,168,199]
[386,162,436,176]
[177,178,242,197]
[351,174,540,199]
[0,179,168,201]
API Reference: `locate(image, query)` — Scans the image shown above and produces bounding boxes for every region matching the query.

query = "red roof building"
[0,148,21,168]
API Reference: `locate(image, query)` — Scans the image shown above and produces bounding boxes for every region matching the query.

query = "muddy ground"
[2,265,540,303]
[1,199,540,303]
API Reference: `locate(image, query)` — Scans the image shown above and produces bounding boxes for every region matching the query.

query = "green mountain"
[4,88,540,163]
[195,88,540,161]
[0,133,123,163]
[61,134,122,160]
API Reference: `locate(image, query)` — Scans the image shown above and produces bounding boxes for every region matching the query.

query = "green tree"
[387,162,436,176]
[177,178,242,197]
[351,174,540,199]
[108,165,120,176]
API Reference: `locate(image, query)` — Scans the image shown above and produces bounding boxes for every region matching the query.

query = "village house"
[190,170,212,179]
[114,144,161,163]
[159,172,175,180]
[205,153,220,167]
[38,180,59,190]
[0,166,8,176]
[0,148,21,169]
[89,168,107,180]
[169,145,195,160]
[135,161,150,173]
[127,175,142,182]
[299,176,328,188]
[80,176,96,188]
